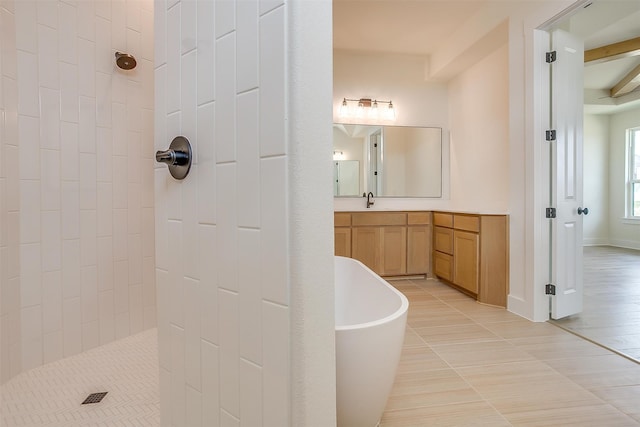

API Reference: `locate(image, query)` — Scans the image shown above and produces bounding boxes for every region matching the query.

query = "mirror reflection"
[333,124,442,198]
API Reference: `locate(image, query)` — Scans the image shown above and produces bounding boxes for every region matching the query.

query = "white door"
[550,29,585,319]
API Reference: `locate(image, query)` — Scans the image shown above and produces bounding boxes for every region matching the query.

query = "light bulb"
[356,100,365,118]
[369,100,379,118]
[386,101,396,120]
[339,98,348,117]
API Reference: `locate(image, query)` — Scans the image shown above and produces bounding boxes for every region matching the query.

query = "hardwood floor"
[381,277,640,426]
[552,245,640,362]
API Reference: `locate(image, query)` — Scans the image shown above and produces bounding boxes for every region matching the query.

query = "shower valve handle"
[156,136,192,180]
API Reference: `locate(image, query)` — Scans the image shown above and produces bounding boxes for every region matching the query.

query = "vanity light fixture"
[339,98,395,120]
[333,150,345,160]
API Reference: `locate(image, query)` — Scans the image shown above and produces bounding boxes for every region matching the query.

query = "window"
[628,127,640,218]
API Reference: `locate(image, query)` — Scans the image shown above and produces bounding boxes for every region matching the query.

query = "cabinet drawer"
[433,226,454,255]
[434,251,453,281]
[453,215,480,232]
[408,212,431,225]
[334,212,351,227]
[352,212,406,226]
[433,212,453,227]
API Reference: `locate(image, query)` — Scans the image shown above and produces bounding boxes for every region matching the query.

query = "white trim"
[622,217,640,225]
[608,240,640,251]
[582,238,610,246]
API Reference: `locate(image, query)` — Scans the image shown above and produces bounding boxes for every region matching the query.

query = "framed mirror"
[333,124,442,198]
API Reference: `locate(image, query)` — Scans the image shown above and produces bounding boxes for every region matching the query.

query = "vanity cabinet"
[433,212,508,307]
[334,211,430,277]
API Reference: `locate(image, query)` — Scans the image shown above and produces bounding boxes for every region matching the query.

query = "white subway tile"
[4,145,20,211]
[128,234,142,284]
[98,289,115,344]
[170,324,186,427]
[141,108,154,156]
[198,224,218,345]
[236,91,260,228]
[141,207,155,256]
[156,268,170,370]
[112,102,127,155]
[216,163,237,292]
[201,340,220,427]
[260,157,288,305]
[143,305,156,329]
[20,243,41,307]
[240,359,262,426]
[113,208,128,260]
[37,0,58,29]
[141,61,154,111]
[80,210,97,266]
[62,239,81,299]
[142,158,154,208]
[79,96,97,153]
[259,8,285,157]
[95,72,112,127]
[60,121,79,181]
[43,330,63,364]
[113,155,128,208]
[127,184,141,234]
[181,172,198,280]
[19,181,41,244]
[215,0,235,39]
[15,0,37,53]
[39,88,61,150]
[97,236,114,292]
[126,81,142,131]
[6,213,20,279]
[219,289,239,418]
[262,301,290,427]
[20,305,42,371]
[154,170,169,270]
[129,283,143,334]
[61,181,80,239]
[166,3,180,114]
[95,17,112,74]
[154,66,167,154]
[154,0,167,66]
[196,103,216,224]
[196,0,215,105]
[181,0,197,54]
[42,271,62,334]
[18,115,40,180]
[184,277,201,391]
[58,2,78,65]
[220,411,239,427]
[127,132,142,182]
[115,310,130,339]
[96,127,113,182]
[168,220,184,327]
[159,367,171,425]
[60,62,79,123]
[77,0,95,41]
[40,149,61,211]
[1,11,17,80]
[78,39,96,97]
[238,229,262,365]
[215,34,236,163]
[81,265,98,323]
[126,0,141,32]
[114,259,129,313]
[95,0,111,20]
[81,319,100,351]
[259,0,284,17]
[180,49,197,155]
[79,153,97,210]
[37,25,59,90]
[41,211,62,272]
[97,182,113,237]
[62,296,82,356]
[111,0,127,50]
[236,0,259,93]
[186,386,203,427]
[142,255,155,306]
[140,8,154,61]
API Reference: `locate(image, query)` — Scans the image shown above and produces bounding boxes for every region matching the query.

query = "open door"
[549,29,585,319]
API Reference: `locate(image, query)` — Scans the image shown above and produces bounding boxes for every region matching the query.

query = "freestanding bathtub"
[335,256,409,427]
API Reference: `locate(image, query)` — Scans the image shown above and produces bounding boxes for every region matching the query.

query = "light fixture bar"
[339,97,396,120]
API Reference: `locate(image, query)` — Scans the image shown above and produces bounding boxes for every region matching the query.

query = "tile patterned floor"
[0,329,159,427]
[2,278,640,426]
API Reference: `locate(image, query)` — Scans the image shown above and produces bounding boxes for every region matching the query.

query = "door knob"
[577,207,589,215]
[156,136,192,180]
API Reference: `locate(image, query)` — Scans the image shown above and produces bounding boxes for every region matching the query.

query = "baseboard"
[583,238,609,246]
[607,240,640,251]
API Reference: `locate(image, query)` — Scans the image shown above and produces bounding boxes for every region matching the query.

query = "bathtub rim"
[335,256,409,332]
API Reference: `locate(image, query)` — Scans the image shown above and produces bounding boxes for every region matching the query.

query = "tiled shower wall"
[0,0,156,383]
[155,0,292,425]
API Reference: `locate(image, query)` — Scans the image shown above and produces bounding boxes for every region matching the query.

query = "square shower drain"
[82,392,108,405]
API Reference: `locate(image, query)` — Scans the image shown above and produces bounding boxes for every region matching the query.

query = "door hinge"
[545,284,556,295]
[546,130,556,141]
[546,51,557,63]
[545,207,556,218]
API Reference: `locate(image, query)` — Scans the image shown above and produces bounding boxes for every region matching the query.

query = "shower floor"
[0,329,160,427]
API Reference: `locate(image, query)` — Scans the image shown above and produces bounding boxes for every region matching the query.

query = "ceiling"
[333,0,640,114]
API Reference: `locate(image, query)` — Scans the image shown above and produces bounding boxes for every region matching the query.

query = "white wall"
[583,113,610,245]
[608,106,640,249]
[447,43,510,213]
[155,0,335,425]
[0,0,155,383]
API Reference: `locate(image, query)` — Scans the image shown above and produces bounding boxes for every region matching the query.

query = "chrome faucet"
[366,192,375,208]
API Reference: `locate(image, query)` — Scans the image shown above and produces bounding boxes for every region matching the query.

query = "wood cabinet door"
[380,226,407,276]
[434,251,453,281]
[407,225,430,274]
[351,227,381,273]
[453,230,479,294]
[334,227,351,257]
[433,226,454,255]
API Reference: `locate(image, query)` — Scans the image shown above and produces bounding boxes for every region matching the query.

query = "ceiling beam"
[585,37,640,64]
[610,63,640,98]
